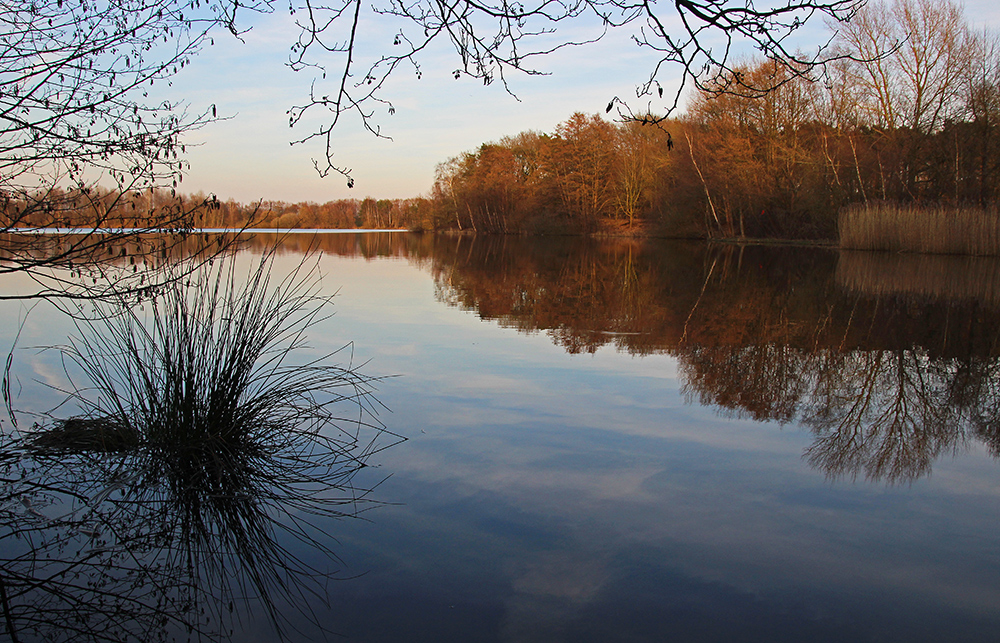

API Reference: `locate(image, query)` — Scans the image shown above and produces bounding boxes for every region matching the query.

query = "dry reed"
[839,202,1000,255]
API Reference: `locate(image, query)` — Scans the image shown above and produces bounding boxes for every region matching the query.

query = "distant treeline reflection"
[419,235,1000,483]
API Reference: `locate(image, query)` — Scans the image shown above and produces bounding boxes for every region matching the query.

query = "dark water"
[2,232,999,642]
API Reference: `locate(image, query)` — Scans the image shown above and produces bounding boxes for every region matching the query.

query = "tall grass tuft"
[17,250,402,640]
[839,202,1000,255]
[50,250,391,455]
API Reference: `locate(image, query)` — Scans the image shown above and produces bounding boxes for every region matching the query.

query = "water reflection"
[99,232,1000,484]
[187,232,999,483]
[417,236,1000,483]
[1,252,400,642]
[837,250,1000,304]
[5,232,996,641]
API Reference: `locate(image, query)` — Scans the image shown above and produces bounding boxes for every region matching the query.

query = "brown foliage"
[427,0,1000,243]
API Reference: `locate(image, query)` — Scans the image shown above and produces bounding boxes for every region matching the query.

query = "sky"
[166,0,1000,204]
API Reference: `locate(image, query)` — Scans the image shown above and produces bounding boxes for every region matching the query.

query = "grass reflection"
[1,252,401,642]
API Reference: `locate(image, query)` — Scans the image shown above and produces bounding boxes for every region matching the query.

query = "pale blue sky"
[168,0,1000,204]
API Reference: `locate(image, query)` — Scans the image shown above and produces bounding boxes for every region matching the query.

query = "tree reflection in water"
[422,235,1000,484]
[0,251,401,642]
[677,343,994,483]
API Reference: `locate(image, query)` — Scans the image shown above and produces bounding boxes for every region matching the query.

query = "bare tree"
[964,28,1000,204]
[0,0,275,298]
[285,0,861,182]
[832,0,971,134]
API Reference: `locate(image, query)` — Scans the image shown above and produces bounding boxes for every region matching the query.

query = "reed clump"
[46,251,390,455]
[16,250,401,639]
[839,202,1000,255]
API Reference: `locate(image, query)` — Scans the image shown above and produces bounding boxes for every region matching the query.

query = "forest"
[243,0,1000,248]
[428,0,1000,242]
[4,0,998,249]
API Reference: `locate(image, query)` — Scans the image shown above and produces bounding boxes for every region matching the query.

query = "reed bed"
[839,202,1000,255]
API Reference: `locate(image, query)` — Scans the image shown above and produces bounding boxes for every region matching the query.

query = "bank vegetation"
[425,0,1000,251]
[4,0,999,254]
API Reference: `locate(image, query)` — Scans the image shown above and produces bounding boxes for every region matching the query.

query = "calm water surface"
[2,233,999,642]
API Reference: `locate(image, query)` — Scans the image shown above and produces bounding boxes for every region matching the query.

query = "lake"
[2,232,999,642]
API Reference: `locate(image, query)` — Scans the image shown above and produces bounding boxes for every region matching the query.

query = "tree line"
[2,188,431,231]
[196,195,433,230]
[6,0,997,242]
[428,0,1000,240]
